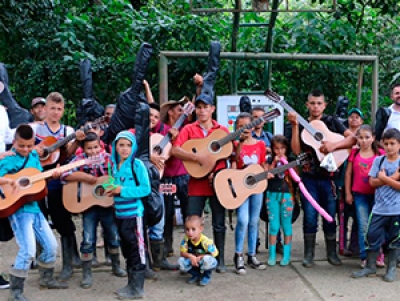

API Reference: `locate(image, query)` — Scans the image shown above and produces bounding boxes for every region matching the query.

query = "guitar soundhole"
[246,176,256,186]
[153,145,162,155]
[40,149,50,160]
[94,185,105,198]
[18,177,30,188]
[314,132,324,142]
[210,141,221,152]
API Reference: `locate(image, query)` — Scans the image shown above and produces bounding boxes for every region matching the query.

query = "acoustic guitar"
[63,179,177,214]
[0,156,103,218]
[150,102,195,178]
[181,108,281,178]
[38,116,108,167]
[265,89,350,168]
[214,153,309,209]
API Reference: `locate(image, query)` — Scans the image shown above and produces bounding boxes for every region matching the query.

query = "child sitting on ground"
[178,215,218,286]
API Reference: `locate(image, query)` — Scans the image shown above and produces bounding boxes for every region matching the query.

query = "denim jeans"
[9,211,58,273]
[353,193,375,260]
[178,255,217,272]
[148,193,165,241]
[300,177,337,234]
[81,207,120,256]
[235,193,263,255]
[187,195,226,233]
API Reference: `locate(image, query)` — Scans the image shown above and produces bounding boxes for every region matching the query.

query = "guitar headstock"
[83,116,109,132]
[85,155,105,166]
[183,102,195,116]
[264,89,281,103]
[159,183,177,195]
[296,153,312,166]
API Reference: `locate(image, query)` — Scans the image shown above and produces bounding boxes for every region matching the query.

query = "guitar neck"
[30,159,88,183]
[219,109,280,146]
[46,132,77,152]
[253,160,299,184]
[158,112,189,149]
[277,99,318,136]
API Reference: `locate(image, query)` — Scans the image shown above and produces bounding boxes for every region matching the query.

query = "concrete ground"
[1,212,399,301]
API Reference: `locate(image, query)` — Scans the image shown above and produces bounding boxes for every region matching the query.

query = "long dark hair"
[356,124,380,155]
[270,134,289,160]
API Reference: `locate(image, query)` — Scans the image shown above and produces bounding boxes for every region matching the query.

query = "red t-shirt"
[174,120,230,196]
[233,140,266,169]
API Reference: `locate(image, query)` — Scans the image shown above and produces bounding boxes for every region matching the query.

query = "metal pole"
[371,58,379,126]
[230,0,241,94]
[356,63,364,108]
[159,54,168,104]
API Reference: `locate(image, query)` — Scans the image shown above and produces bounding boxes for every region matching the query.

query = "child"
[105,130,151,299]
[62,132,126,289]
[266,135,294,266]
[345,125,385,268]
[231,112,266,274]
[0,124,67,301]
[178,215,218,286]
[352,128,400,282]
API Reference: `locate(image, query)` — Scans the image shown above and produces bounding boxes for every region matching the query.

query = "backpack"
[131,159,163,227]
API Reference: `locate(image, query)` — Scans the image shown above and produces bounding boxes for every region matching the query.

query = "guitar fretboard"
[157,110,190,150]
[251,160,299,184]
[29,159,90,183]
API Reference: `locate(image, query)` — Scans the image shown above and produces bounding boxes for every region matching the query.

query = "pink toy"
[280,157,333,223]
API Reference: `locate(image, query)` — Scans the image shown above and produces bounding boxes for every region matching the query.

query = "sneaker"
[234,253,247,275]
[199,271,212,286]
[360,260,366,269]
[0,275,9,289]
[247,255,266,270]
[376,253,385,268]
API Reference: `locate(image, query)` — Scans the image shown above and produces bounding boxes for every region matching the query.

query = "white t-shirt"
[0,105,13,152]
[385,104,400,131]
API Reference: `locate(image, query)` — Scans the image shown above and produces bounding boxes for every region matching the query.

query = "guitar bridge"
[227,179,237,198]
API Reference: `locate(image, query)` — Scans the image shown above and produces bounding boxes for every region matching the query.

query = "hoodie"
[111,131,151,218]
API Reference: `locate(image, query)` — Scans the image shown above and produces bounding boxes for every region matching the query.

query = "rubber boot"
[80,260,92,289]
[187,268,201,284]
[214,231,227,273]
[164,235,174,257]
[72,234,83,269]
[91,249,100,268]
[199,270,212,286]
[150,240,178,271]
[268,244,276,266]
[144,251,158,280]
[302,233,316,268]
[115,269,145,299]
[104,243,112,266]
[383,249,398,282]
[8,275,30,301]
[38,267,68,289]
[280,243,292,266]
[351,250,379,278]
[325,233,342,266]
[56,236,73,282]
[110,253,128,277]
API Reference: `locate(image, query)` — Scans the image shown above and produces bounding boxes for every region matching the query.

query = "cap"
[195,92,214,106]
[348,107,364,119]
[31,97,46,108]
[160,96,189,123]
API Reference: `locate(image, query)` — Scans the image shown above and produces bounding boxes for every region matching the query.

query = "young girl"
[232,113,267,275]
[266,135,294,266]
[345,124,385,268]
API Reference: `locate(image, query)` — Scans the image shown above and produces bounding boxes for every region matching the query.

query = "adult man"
[347,107,364,134]
[251,107,273,154]
[375,83,400,141]
[160,96,191,257]
[30,97,46,123]
[104,104,116,121]
[288,89,357,268]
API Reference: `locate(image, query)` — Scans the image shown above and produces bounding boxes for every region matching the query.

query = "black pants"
[187,195,226,233]
[39,188,76,237]
[163,174,189,238]
[366,213,400,251]
[117,217,145,271]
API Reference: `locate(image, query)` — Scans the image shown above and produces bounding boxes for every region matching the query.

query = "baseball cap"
[348,107,364,119]
[195,92,214,106]
[31,97,46,108]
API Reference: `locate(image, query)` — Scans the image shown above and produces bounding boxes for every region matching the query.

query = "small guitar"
[214,153,309,210]
[151,102,195,178]
[38,116,108,167]
[265,89,350,168]
[0,156,104,218]
[182,108,281,178]
[159,183,177,195]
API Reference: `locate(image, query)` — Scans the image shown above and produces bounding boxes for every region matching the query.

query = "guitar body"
[301,120,350,168]
[63,176,114,214]
[0,168,48,218]
[38,136,61,167]
[150,133,172,179]
[182,129,233,178]
[214,164,267,210]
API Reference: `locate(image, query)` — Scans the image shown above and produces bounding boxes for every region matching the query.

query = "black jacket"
[375,107,391,141]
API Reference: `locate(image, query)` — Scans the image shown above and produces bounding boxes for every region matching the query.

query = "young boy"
[178,215,218,286]
[61,132,126,289]
[105,131,151,299]
[352,128,400,282]
[0,124,67,301]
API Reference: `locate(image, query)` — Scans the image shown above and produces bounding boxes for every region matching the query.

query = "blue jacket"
[111,131,151,218]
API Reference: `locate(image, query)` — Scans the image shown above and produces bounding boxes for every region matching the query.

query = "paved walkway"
[1,213,399,301]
